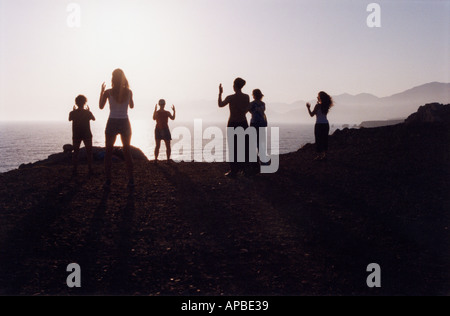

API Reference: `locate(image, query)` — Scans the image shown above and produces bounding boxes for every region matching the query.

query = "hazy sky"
[0,0,449,121]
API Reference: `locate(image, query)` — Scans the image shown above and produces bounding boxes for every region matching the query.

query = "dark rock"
[63,144,73,153]
[20,146,148,168]
[405,103,450,125]
[1,102,450,296]
[19,163,33,170]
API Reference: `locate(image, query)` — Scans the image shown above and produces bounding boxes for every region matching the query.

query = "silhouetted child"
[69,95,95,175]
[249,89,268,166]
[153,99,176,162]
[306,91,334,161]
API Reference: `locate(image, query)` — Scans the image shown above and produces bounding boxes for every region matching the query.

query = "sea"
[0,120,344,173]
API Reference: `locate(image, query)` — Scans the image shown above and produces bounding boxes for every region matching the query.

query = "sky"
[0,0,449,121]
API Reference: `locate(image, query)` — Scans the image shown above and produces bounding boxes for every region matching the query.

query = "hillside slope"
[0,104,449,296]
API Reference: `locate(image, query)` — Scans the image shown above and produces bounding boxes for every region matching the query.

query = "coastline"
[0,121,322,174]
[0,110,449,295]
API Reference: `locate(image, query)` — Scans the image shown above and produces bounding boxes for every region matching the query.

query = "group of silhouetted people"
[218,77,333,176]
[218,78,269,177]
[69,69,334,186]
[70,69,176,188]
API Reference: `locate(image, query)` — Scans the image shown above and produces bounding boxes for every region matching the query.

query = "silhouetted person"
[99,68,135,188]
[218,78,251,177]
[69,95,95,176]
[249,89,268,166]
[153,99,176,162]
[307,91,334,160]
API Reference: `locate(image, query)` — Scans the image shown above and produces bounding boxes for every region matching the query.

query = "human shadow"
[253,160,449,295]
[109,188,135,295]
[76,187,110,295]
[0,179,84,295]
[155,163,271,295]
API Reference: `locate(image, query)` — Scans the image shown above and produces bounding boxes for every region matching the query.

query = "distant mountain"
[378,82,450,119]
[267,82,450,124]
[177,82,450,125]
[388,82,450,103]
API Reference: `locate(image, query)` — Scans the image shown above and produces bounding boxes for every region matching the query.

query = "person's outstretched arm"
[306,103,316,117]
[153,104,158,121]
[218,84,230,108]
[99,83,108,110]
[169,105,176,120]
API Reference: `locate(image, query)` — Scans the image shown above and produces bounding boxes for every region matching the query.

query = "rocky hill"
[405,102,450,125]
[0,104,449,296]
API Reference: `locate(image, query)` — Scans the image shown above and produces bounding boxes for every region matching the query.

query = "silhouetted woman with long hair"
[99,68,135,188]
[307,91,334,161]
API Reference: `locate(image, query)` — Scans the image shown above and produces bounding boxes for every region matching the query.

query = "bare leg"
[154,139,161,161]
[164,140,171,161]
[105,134,117,182]
[84,138,94,175]
[121,133,134,181]
[72,139,82,175]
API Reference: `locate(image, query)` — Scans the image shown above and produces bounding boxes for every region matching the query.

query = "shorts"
[72,132,92,143]
[73,136,92,145]
[155,128,172,141]
[105,118,132,137]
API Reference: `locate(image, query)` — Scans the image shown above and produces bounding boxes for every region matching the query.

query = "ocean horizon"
[0,120,345,173]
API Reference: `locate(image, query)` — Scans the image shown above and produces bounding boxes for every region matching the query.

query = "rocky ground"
[0,105,449,296]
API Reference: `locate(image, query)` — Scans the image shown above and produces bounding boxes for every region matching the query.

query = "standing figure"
[218,78,251,177]
[69,95,95,176]
[153,99,176,162]
[99,68,135,188]
[306,91,334,161]
[249,89,268,167]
